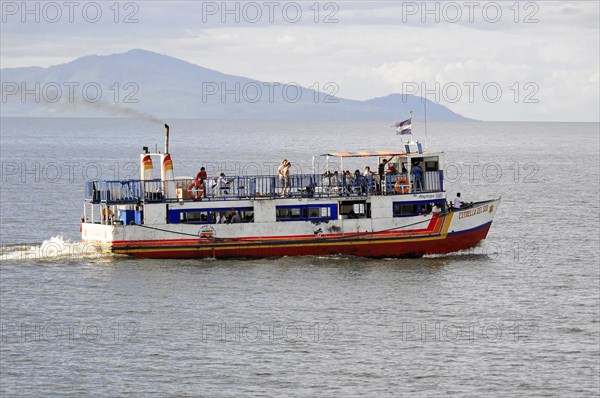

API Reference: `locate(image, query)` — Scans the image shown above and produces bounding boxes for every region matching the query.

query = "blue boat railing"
[85,171,444,204]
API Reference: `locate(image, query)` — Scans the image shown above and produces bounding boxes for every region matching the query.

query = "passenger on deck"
[196,167,207,182]
[432,203,442,214]
[101,207,114,222]
[195,167,208,197]
[332,170,340,184]
[378,159,388,178]
[343,170,354,193]
[354,170,363,193]
[364,166,374,193]
[207,177,218,195]
[378,159,388,194]
[281,162,292,197]
[453,192,465,209]
[331,170,340,192]
[278,159,288,192]
[411,162,424,192]
[321,171,331,190]
[217,173,233,195]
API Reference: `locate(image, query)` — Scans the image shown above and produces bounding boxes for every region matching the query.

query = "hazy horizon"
[1,2,599,122]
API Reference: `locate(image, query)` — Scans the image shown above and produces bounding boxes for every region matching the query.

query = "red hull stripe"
[87,220,492,259]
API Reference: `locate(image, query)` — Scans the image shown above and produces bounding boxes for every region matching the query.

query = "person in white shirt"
[364,166,374,193]
[216,211,227,224]
[453,193,465,209]
[432,203,442,214]
[217,173,233,195]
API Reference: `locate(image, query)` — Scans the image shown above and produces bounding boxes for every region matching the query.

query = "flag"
[142,155,153,172]
[162,154,173,172]
[142,154,154,180]
[395,118,412,135]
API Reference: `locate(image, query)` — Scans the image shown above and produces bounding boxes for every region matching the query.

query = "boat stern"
[81,222,116,254]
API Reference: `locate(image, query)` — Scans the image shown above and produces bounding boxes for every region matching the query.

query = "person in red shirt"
[195,167,208,197]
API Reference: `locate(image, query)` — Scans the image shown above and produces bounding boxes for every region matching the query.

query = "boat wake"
[0,236,109,263]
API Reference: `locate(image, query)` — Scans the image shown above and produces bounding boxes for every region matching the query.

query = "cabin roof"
[320,151,441,158]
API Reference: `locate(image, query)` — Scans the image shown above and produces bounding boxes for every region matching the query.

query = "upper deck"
[84,122,445,206]
[84,170,444,205]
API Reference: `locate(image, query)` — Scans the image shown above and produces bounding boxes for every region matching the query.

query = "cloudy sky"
[1,1,599,121]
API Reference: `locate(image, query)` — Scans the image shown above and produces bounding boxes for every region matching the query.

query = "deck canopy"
[320,151,408,158]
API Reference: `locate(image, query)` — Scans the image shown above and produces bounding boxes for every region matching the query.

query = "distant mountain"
[0,49,471,121]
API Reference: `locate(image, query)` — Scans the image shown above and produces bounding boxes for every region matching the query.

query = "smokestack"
[164,124,170,154]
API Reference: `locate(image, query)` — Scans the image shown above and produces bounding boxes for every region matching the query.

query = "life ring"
[394,178,410,194]
[187,182,204,200]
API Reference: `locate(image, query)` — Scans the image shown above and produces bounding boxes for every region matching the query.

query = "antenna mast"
[409,110,414,143]
[423,98,428,147]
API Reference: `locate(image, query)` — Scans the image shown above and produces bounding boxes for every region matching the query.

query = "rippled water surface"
[1,118,599,396]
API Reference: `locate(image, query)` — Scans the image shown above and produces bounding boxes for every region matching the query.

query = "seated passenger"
[453,192,465,209]
[217,173,233,195]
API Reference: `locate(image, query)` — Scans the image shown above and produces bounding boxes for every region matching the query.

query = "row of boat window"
[175,208,254,224]
[276,206,334,221]
[393,202,447,217]
[169,200,446,224]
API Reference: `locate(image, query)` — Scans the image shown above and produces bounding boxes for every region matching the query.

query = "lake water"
[1,118,599,396]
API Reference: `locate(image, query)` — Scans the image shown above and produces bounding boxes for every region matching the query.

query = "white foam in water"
[0,236,106,262]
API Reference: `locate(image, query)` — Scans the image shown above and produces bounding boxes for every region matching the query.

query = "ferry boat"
[81,124,500,259]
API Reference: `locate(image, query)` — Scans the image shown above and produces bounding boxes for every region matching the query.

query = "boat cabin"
[83,143,447,226]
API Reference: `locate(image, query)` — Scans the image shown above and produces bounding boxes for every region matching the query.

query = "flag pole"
[409,110,413,143]
[423,98,428,147]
